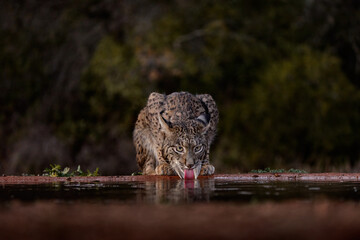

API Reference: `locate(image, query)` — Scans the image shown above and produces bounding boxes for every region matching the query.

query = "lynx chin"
[133,92,219,179]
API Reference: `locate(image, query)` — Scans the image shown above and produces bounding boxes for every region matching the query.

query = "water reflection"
[139,178,215,204]
[1,178,360,204]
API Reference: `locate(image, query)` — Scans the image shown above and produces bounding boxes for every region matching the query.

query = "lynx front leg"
[136,150,156,175]
[200,149,215,176]
[200,164,215,176]
[134,138,156,175]
[143,160,156,175]
[134,123,158,175]
[155,163,175,175]
[154,145,175,175]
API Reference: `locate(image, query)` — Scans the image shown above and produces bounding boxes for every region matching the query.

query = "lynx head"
[159,111,210,179]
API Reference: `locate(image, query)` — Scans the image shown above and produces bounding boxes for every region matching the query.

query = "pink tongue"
[184,169,195,180]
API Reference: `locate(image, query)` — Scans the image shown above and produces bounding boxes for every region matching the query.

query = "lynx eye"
[194,145,204,153]
[174,145,185,154]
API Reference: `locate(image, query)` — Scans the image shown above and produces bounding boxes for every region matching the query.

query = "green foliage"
[43,164,100,177]
[227,46,360,170]
[89,36,144,102]
[131,172,143,176]
[288,168,308,174]
[1,1,360,174]
[53,35,150,160]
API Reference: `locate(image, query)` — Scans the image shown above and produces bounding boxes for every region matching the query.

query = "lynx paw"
[200,164,215,176]
[155,164,174,175]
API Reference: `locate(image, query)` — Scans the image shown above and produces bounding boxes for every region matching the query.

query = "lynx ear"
[197,113,210,134]
[147,92,165,114]
[196,113,210,126]
[158,111,172,134]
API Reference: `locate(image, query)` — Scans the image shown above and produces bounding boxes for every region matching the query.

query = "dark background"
[1,0,359,175]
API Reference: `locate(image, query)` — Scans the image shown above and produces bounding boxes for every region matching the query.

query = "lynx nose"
[186,163,194,169]
[186,152,195,169]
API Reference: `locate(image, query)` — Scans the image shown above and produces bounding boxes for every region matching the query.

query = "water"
[2,178,360,204]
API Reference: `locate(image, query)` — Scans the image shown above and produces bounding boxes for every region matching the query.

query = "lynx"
[133,92,219,179]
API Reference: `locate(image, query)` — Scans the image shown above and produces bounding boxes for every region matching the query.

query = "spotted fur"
[133,92,219,178]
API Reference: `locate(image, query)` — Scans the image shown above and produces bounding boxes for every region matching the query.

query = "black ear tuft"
[197,97,211,126]
[159,111,173,132]
[196,113,210,126]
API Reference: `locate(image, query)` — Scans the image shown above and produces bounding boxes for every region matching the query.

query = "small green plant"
[43,164,100,177]
[287,168,308,174]
[250,167,307,174]
[131,171,143,176]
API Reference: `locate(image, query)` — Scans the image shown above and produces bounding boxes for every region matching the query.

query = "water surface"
[1,178,360,204]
